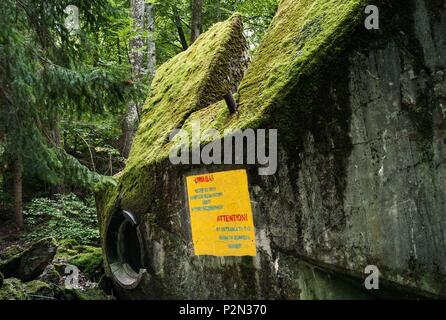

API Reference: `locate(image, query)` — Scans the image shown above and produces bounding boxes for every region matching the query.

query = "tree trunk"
[122,107,138,158]
[173,6,189,51]
[224,93,237,114]
[190,0,203,44]
[216,0,221,21]
[13,155,23,231]
[122,0,146,158]
[130,0,146,82]
[52,117,65,194]
[146,2,156,82]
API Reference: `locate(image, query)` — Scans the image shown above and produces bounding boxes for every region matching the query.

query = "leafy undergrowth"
[0,193,113,300]
[21,193,99,245]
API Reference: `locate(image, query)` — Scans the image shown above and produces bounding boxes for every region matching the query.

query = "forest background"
[0,0,277,247]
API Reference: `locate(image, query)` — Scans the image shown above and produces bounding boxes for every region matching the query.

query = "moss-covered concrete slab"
[0,238,57,282]
[126,13,248,170]
[99,0,367,220]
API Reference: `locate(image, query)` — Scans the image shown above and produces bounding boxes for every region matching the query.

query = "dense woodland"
[0,0,277,239]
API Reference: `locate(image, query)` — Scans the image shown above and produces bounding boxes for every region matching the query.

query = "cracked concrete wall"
[255,0,446,297]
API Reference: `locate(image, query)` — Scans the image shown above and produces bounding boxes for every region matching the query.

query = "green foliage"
[61,116,125,176]
[22,194,99,244]
[0,0,142,192]
[151,0,278,65]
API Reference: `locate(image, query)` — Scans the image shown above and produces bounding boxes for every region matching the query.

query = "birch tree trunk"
[190,0,203,44]
[146,3,156,83]
[122,0,146,158]
[216,0,221,21]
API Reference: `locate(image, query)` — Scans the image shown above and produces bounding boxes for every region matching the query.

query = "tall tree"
[173,5,189,51]
[0,0,140,230]
[216,0,221,22]
[121,0,157,158]
[190,0,203,44]
[122,0,146,158]
[146,3,156,82]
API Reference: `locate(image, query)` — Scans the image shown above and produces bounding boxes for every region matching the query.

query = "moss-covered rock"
[0,238,57,281]
[25,280,54,299]
[0,278,27,300]
[53,262,69,275]
[68,247,102,279]
[171,0,369,144]
[0,277,57,300]
[38,265,61,285]
[0,244,23,260]
[56,240,103,280]
[0,273,108,300]
[0,272,4,288]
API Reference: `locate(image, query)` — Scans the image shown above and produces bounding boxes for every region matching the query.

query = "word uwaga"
[169,121,277,175]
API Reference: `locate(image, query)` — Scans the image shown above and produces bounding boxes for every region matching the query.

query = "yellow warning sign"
[186,169,256,256]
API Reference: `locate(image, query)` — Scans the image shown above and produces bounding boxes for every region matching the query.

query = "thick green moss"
[0,244,23,261]
[25,280,54,299]
[125,0,367,164]
[68,248,102,279]
[56,240,103,279]
[57,239,79,250]
[0,278,27,300]
[175,0,368,137]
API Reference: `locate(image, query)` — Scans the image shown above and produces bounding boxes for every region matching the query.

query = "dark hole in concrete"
[105,210,145,289]
[118,220,142,272]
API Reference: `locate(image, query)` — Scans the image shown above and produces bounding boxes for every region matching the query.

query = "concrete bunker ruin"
[98,0,446,299]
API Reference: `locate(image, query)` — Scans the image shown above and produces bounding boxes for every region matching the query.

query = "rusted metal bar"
[224,92,237,114]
